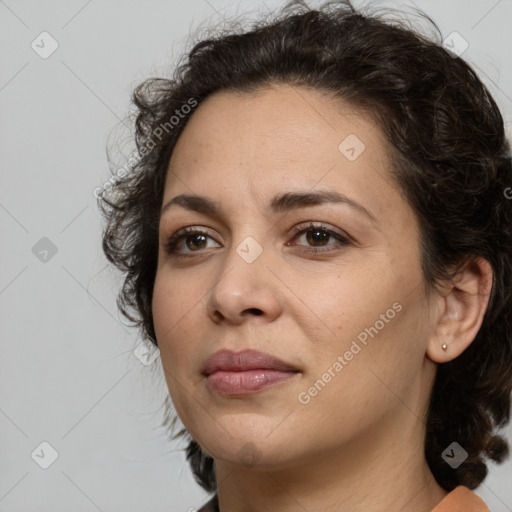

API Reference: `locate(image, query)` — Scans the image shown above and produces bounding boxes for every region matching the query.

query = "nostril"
[245,308,263,316]
[213,311,224,322]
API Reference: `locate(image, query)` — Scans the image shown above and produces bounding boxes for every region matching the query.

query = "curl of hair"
[98,0,512,500]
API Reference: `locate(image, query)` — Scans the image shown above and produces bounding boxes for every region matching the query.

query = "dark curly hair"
[98,0,512,501]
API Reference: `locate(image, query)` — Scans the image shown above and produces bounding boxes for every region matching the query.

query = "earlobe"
[426,257,493,364]
[426,326,453,363]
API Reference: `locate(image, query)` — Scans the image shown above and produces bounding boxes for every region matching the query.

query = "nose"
[206,241,283,325]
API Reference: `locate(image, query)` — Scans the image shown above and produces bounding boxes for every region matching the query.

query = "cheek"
[296,263,416,389]
[292,307,415,437]
[299,265,394,337]
[152,269,202,332]
[152,277,205,417]
[152,277,174,332]
[152,273,203,370]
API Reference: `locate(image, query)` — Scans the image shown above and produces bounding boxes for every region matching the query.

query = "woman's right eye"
[164,227,221,256]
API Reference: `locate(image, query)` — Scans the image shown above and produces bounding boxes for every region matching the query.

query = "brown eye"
[185,234,208,251]
[289,222,351,253]
[164,227,221,255]
[305,228,331,246]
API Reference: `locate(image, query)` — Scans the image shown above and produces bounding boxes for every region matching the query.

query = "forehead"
[170,84,387,169]
[164,85,402,224]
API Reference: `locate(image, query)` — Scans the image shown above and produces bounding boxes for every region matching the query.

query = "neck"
[214,407,448,512]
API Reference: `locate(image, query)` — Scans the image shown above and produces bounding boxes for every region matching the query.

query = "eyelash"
[163,222,351,257]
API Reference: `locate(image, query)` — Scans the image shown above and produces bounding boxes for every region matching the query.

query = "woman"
[98,1,512,510]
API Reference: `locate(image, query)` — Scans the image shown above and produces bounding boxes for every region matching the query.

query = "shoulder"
[195,487,489,512]
[431,485,490,512]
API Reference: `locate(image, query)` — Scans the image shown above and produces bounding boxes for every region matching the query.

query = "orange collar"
[432,486,489,512]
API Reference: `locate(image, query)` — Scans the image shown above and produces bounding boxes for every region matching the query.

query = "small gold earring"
[442,343,448,351]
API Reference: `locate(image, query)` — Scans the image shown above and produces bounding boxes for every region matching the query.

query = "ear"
[426,257,493,363]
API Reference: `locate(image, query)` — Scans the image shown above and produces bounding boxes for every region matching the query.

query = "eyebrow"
[161,190,378,223]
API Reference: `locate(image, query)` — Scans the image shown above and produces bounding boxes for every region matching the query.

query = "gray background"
[0,0,511,511]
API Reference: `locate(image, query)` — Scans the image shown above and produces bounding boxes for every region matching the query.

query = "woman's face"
[152,85,439,469]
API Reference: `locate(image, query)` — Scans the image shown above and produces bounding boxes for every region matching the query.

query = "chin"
[209,442,300,471]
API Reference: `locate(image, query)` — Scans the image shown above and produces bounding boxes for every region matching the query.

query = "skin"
[152,84,493,512]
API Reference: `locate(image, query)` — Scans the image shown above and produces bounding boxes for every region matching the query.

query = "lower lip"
[206,369,299,395]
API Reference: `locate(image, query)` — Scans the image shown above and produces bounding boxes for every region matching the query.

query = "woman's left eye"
[288,223,351,252]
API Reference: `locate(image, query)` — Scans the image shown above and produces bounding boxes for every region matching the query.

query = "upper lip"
[202,349,299,376]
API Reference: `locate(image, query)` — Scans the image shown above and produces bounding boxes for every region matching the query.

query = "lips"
[202,349,299,376]
[202,349,301,395]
